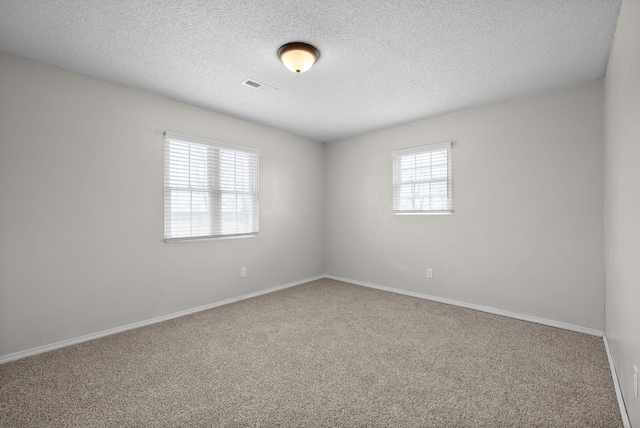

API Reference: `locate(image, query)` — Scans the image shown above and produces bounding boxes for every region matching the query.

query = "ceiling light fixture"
[278,42,319,73]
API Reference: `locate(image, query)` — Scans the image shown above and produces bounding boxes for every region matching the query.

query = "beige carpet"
[0,278,622,427]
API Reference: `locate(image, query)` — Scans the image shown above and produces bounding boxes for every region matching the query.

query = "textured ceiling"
[0,0,622,142]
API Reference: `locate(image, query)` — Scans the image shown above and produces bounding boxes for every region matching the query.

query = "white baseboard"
[603,334,632,428]
[0,273,605,361]
[0,275,325,364]
[325,275,604,337]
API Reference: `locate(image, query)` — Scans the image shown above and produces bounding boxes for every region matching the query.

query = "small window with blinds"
[392,141,452,215]
[164,132,260,242]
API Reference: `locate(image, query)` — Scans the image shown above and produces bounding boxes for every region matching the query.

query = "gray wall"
[605,0,640,424]
[0,54,325,357]
[325,81,605,330]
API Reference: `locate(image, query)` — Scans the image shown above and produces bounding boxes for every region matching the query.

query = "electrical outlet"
[240,267,246,278]
[634,365,638,398]
[426,268,433,279]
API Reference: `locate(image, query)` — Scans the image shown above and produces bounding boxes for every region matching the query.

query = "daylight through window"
[164,132,259,241]
[392,142,452,214]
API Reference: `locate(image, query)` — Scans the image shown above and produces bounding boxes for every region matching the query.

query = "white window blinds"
[392,142,452,215]
[164,132,260,242]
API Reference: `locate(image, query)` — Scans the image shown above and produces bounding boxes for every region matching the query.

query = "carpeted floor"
[0,278,623,427]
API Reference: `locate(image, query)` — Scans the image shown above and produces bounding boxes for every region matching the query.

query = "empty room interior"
[0,0,639,426]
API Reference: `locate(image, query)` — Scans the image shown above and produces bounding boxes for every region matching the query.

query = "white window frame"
[164,132,260,242]
[392,141,453,215]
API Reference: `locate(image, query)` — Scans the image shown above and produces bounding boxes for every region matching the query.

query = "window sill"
[393,211,453,215]
[164,234,258,243]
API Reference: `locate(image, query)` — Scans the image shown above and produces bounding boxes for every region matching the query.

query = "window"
[392,141,452,215]
[164,132,260,241]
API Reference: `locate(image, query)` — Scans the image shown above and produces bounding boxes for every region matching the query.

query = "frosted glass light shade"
[278,43,319,73]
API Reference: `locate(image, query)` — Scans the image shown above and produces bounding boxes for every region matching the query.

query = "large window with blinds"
[164,132,260,242]
[392,141,452,215]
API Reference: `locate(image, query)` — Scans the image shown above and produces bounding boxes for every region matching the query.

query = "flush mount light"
[278,42,319,73]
